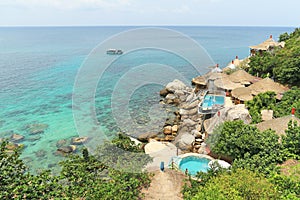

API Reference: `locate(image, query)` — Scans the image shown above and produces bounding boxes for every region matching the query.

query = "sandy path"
[141,169,187,200]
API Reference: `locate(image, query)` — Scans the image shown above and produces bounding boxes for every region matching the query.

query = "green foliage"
[245,91,277,124]
[279,32,290,42]
[275,87,300,118]
[183,169,280,200]
[269,173,300,199]
[207,120,280,160]
[248,51,275,78]
[248,28,300,86]
[183,162,229,199]
[282,121,300,158]
[95,133,152,173]
[0,140,63,199]
[0,134,151,199]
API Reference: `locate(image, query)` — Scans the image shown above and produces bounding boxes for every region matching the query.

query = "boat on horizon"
[106,49,123,55]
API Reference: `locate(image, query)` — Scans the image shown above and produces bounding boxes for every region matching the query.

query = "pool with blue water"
[202,95,225,108]
[179,156,211,176]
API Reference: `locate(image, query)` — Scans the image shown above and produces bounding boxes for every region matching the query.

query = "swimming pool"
[179,156,211,176]
[202,94,225,109]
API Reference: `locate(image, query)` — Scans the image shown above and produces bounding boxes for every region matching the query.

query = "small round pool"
[179,156,211,176]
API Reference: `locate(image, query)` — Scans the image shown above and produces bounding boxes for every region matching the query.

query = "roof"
[256,115,300,135]
[249,37,285,51]
[249,77,288,99]
[231,87,253,101]
[192,76,207,85]
[228,70,257,85]
[214,76,245,90]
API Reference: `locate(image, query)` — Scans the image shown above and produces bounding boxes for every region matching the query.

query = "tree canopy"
[247,28,300,86]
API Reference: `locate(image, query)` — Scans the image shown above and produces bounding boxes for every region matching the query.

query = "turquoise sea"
[0,26,294,172]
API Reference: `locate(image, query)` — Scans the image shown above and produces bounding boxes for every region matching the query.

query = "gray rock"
[182,119,197,127]
[177,133,195,150]
[204,104,252,134]
[165,93,176,100]
[174,90,185,97]
[165,79,187,93]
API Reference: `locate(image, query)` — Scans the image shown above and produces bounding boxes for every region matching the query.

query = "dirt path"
[141,169,187,200]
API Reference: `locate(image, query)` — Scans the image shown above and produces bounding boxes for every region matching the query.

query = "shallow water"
[0,26,293,172]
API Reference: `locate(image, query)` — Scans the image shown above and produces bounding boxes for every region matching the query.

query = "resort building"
[249,35,285,56]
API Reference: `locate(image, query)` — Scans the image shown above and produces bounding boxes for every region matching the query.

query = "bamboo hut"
[248,77,288,100]
[249,35,285,56]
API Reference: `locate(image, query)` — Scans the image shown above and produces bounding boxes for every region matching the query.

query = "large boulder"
[165,79,187,93]
[137,132,158,142]
[204,104,252,134]
[177,133,195,150]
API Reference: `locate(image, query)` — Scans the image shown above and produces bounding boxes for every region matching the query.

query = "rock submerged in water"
[25,123,49,135]
[10,133,25,142]
[56,145,76,156]
[71,137,89,145]
[56,139,67,148]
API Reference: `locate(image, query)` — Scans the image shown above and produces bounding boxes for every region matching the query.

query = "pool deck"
[224,96,234,107]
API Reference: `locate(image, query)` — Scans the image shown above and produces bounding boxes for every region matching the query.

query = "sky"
[0,0,299,26]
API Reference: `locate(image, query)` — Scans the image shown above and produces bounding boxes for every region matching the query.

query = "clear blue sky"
[0,0,299,26]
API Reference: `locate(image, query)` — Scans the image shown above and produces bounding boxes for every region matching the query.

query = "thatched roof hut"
[256,115,300,136]
[228,70,257,85]
[249,35,285,51]
[231,87,253,101]
[248,77,288,99]
[214,76,245,90]
[192,75,207,86]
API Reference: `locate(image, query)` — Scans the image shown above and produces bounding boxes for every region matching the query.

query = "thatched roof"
[228,70,257,85]
[249,77,288,99]
[214,76,245,90]
[249,36,285,51]
[231,87,253,101]
[256,115,300,136]
[192,76,207,85]
[205,72,228,81]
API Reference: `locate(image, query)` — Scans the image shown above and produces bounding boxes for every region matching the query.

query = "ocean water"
[0,26,294,172]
